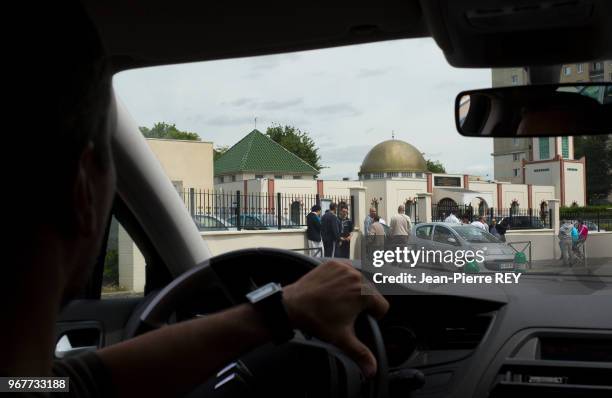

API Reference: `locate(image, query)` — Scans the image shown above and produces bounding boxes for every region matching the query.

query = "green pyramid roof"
[214,129,318,176]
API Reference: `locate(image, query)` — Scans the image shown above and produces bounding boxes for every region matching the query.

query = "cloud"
[227,97,254,107]
[320,145,372,163]
[258,98,304,110]
[305,103,362,117]
[458,163,493,177]
[224,97,303,111]
[356,68,391,78]
[207,115,256,126]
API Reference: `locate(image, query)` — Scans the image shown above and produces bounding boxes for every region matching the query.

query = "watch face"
[246,282,281,303]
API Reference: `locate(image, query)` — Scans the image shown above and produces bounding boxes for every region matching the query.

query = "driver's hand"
[283,260,389,378]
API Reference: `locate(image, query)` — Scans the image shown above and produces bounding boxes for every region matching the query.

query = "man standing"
[321,202,340,257]
[364,207,377,234]
[390,205,412,246]
[444,210,461,224]
[577,220,589,242]
[336,205,354,258]
[471,216,488,231]
[496,219,508,242]
[558,219,575,266]
[489,218,501,239]
[306,204,322,257]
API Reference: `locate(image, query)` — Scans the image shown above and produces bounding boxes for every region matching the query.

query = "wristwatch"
[246,282,295,344]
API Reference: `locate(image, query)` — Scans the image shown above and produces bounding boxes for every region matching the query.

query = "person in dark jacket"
[494,218,507,242]
[306,205,322,257]
[336,205,354,258]
[321,202,341,257]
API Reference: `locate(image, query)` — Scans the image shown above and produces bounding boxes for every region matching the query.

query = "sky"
[113,37,494,180]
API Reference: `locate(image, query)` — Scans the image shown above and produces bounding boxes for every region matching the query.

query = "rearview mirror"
[456,83,612,137]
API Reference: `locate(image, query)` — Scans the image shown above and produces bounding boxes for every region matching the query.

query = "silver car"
[411,222,517,272]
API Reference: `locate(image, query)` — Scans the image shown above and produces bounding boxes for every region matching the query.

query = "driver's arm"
[97,260,389,397]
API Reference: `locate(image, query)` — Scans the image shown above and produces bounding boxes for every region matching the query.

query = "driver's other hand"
[283,260,389,378]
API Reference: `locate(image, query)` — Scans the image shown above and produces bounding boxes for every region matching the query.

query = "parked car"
[225,213,301,230]
[498,216,545,230]
[412,222,518,272]
[192,214,232,231]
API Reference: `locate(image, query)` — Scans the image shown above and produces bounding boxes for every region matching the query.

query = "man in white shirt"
[471,216,489,231]
[390,205,412,245]
[444,210,461,224]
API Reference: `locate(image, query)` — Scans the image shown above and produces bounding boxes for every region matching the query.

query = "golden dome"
[359,139,427,175]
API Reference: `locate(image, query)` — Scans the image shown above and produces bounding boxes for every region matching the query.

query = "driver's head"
[17,3,115,301]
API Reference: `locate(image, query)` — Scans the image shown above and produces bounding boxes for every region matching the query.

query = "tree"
[426,159,446,173]
[139,122,200,141]
[265,124,322,173]
[574,135,612,203]
[214,145,229,160]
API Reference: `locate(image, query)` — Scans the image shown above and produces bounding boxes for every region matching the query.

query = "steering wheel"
[135,248,388,398]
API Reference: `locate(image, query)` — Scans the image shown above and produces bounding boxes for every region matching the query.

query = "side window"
[103,217,145,299]
[245,216,264,228]
[416,225,433,240]
[196,215,226,230]
[432,226,458,245]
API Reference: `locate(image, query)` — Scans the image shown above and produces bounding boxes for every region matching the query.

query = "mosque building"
[213,129,563,224]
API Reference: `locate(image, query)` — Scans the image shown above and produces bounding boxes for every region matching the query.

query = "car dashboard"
[378,275,612,398]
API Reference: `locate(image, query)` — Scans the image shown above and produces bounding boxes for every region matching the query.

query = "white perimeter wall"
[118,228,612,293]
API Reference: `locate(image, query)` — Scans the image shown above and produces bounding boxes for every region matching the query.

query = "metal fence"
[180,188,353,231]
[431,203,552,229]
[559,208,612,232]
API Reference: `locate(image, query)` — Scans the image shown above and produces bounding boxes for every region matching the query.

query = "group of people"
[306,202,354,258]
[306,204,414,258]
[558,219,589,266]
[443,210,508,241]
[364,206,413,255]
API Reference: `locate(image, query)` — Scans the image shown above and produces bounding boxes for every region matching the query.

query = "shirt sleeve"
[52,352,116,398]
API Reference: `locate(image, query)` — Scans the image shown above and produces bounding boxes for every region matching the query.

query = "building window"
[577,63,584,73]
[512,153,521,161]
[593,62,602,71]
[363,174,371,180]
[561,137,569,159]
[538,137,550,159]
[293,175,302,180]
[387,172,399,178]
[231,175,236,182]
[415,172,424,178]
[512,138,519,146]
[402,172,413,178]
[511,75,519,85]
[563,66,572,76]
[513,168,520,177]
[255,174,264,179]
[274,175,282,179]
[372,172,384,179]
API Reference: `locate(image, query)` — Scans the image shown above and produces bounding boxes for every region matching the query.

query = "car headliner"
[81,0,612,72]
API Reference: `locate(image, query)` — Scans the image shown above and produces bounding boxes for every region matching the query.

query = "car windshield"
[451,226,500,243]
[112,38,611,291]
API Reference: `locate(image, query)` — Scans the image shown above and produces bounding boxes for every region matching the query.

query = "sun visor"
[421,0,612,67]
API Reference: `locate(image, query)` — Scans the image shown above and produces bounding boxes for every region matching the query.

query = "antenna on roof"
[391,130,395,140]
[254,117,257,130]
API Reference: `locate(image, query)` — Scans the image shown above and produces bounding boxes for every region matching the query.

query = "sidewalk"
[527,258,612,276]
